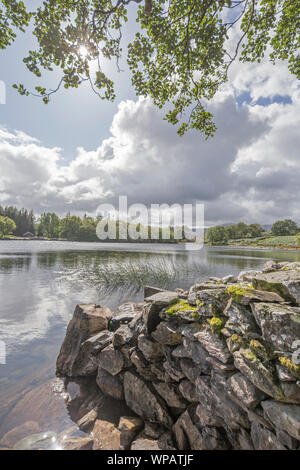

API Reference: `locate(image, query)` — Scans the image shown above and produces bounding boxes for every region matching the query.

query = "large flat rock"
[261,400,300,442]
[123,372,173,428]
[56,304,112,377]
[251,302,300,353]
[252,270,300,304]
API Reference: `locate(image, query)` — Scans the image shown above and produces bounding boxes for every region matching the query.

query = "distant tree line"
[0,206,35,236]
[0,206,179,243]
[1,205,299,245]
[206,219,300,245]
[37,213,180,243]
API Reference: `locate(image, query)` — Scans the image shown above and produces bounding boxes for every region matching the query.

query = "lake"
[1,240,300,447]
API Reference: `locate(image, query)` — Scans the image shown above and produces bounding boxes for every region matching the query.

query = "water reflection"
[0,240,300,443]
[0,255,32,272]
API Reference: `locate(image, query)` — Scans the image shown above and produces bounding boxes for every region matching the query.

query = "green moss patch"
[226,285,254,303]
[278,356,300,379]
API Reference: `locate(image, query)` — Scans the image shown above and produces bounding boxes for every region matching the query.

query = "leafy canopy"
[0,216,17,237]
[1,0,299,137]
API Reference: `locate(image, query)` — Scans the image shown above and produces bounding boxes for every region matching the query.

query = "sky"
[0,3,299,226]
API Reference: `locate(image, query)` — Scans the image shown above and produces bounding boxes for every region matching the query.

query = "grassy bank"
[227,235,299,248]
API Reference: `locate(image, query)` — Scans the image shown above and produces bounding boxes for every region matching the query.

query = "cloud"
[0,56,299,225]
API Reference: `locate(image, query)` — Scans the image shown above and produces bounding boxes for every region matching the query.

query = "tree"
[247,223,264,238]
[79,216,98,241]
[271,219,299,236]
[206,225,229,244]
[38,212,61,238]
[60,215,82,241]
[0,216,17,237]
[2,1,299,137]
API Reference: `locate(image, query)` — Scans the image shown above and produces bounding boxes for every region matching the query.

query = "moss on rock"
[226,285,254,303]
[278,356,300,379]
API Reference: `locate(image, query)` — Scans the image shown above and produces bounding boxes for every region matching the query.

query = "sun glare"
[79,45,88,58]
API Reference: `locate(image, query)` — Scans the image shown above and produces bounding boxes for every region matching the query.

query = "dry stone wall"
[56,260,300,450]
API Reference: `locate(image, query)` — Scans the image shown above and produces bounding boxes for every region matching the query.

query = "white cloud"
[0,55,299,225]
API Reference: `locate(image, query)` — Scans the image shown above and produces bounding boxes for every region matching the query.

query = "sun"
[78,45,88,58]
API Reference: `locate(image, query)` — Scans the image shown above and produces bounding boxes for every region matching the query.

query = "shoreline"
[206,243,300,251]
[2,237,300,251]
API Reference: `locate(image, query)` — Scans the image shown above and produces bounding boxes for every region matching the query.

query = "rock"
[247,406,274,430]
[128,311,145,336]
[131,434,160,450]
[206,356,236,374]
[130,349,155,381]
[183,338,211,374]
[198,425,229,450]
[251,302,300,353]
[252,270,300,304]
[13,431,58,450]
[251,422,285,450]
[222,275,238,283]
[173,410,203,450]
[96,368,123,400]
[143,303,161,335]
[145,291,178,305]
[150,363,166,382]
[158,432,176,450]
[172,344,192,359]
[179,358,201,383]
[276,364,296,382]
[144,286,166,298]
[224,300,260,336]
[233,348,284,400]
[114,301,144,316]
[210,377,250,430]
[99,344,124,376]
[56,304,112,377]
[123,372,173,427]
[178,380,199,403]
[195,377,219,418]
[120,344,134,363]
[281,382,300,404]
[0,421,40,449]
[0,378,68,438]
[70,330,113,377]
[262,400,300,441]
[61,436,94,450]
[113,325,136,348]
[228,373,267,409]
[143,422,165,439]
[152,322,182,345]
[236,428,254,450]
[238,270,261,282]
[111,302,142,328]
[195,403,223,427]
[188,283,227,305]
[194,327,232,364]
[276,428,299,450]
[118,416,144,450]
[137,334,164,362]
[92,419,121,450]
[188,288,229,316]
[77,409,98,432]
[153,382,186,408]
[163,360,185,382]
[263,260,279,273]
[65,378,105,422]
[180,322,203,339]
[227,286,285,305]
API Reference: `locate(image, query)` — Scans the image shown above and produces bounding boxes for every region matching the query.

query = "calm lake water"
[1,240,300,445]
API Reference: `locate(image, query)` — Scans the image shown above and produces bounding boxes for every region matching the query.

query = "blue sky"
[0,1,139,161]
[0,3,300,225]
